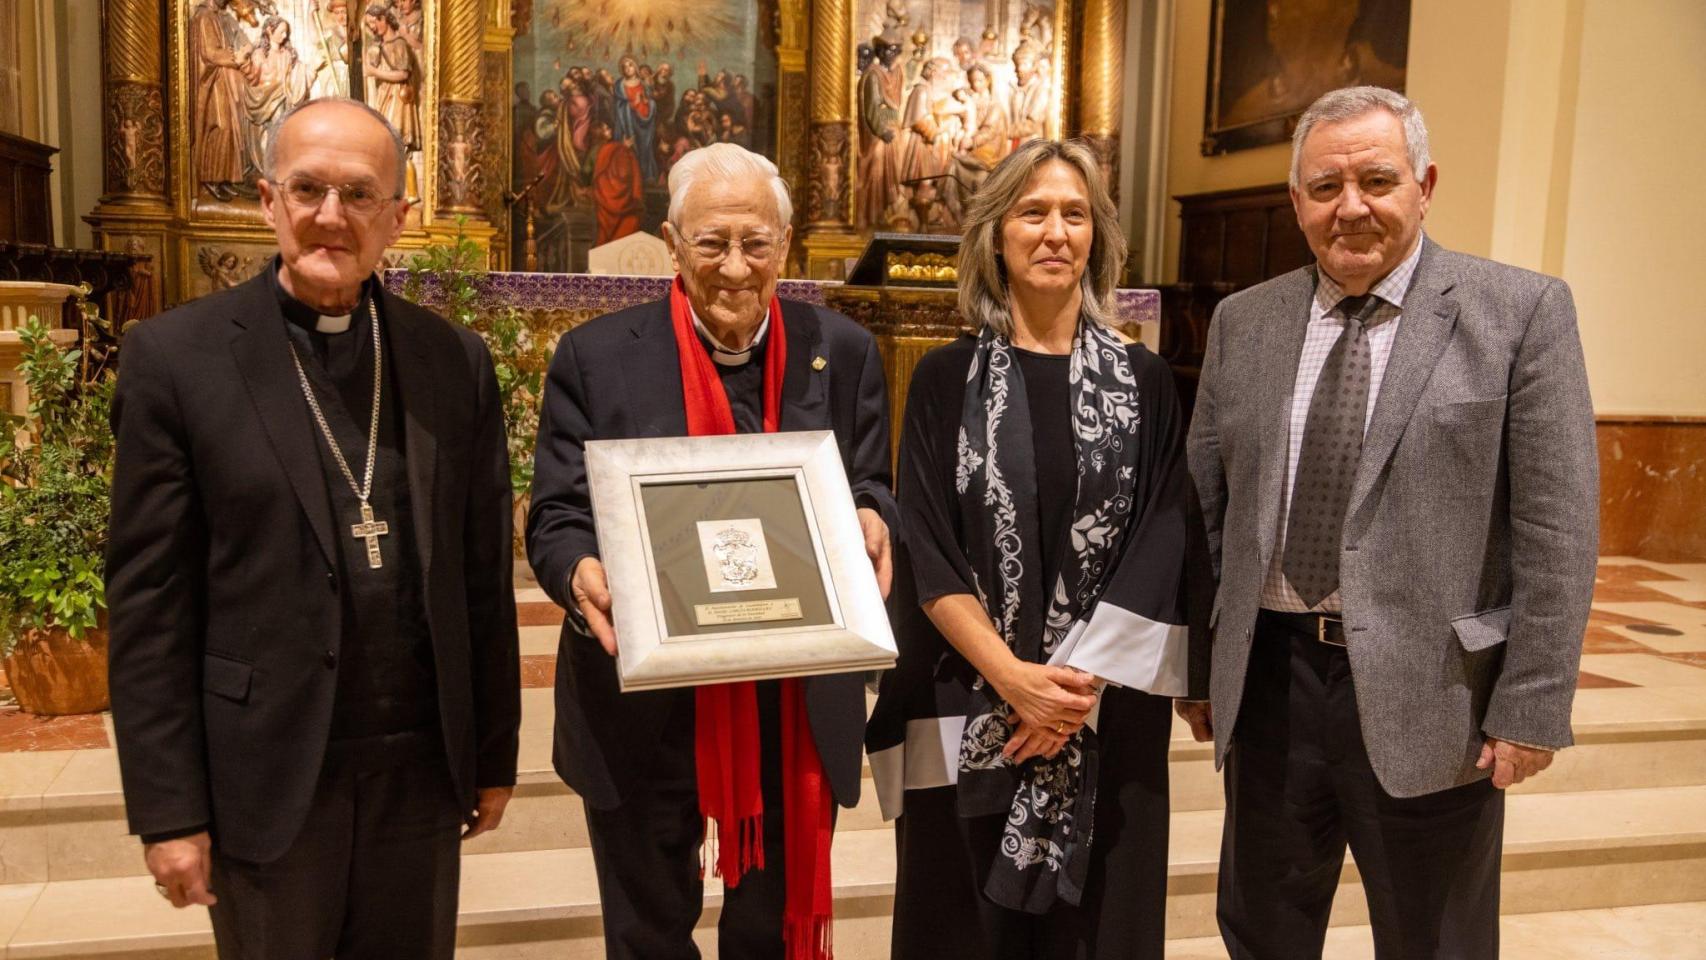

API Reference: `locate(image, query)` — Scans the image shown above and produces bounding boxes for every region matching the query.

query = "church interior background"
[0,0,1704,955]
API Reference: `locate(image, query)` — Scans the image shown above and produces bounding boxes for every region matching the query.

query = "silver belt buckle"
[1318,615,1345,646]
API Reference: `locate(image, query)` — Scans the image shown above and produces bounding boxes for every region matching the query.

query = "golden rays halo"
[552,0,744,62]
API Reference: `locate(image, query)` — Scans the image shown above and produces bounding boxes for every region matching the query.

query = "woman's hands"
[988,660,1097,763]
[919,594,1099,765]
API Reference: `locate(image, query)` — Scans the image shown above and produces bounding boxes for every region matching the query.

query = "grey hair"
[666,142,794,228]
[1289,85,1431,188]
[263,97,408,198]
[957,138,1127,336]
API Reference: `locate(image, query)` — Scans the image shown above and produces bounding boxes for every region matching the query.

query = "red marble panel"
[1575,670,1637,689]
[520,654,557,688]
[0,706,109,751]
[1595,563,1684,584]
[1598,419,1706,562]
[1588,607,1664,628]
[1591,582,1691,604]
[1581,627,1657,655]
[518,602,565,627]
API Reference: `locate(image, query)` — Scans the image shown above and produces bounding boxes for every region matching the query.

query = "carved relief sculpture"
[242,16,326,175]
[850,0,1064,235]
[363,6,422,149]
[439,101,485,210]
[107,85,167,196]
[808,122,848,224]
[197,246,260,290]
[856,38,903,229]
[189,0,253,201]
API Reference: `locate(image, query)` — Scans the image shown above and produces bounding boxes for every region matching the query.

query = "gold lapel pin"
[811,356,827,371]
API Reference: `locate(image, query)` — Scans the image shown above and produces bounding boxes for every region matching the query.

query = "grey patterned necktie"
[1283,293,1388,608]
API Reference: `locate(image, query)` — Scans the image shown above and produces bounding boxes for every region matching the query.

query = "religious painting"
[1203,0,1409,155]
[852,0,1067,235]
[178,0,430,219]
[510,0,780,273]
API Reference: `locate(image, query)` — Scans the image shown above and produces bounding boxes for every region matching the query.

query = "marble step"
[3,784,1705,958]
[1163,900,1706,960]
[4,684,1705,884]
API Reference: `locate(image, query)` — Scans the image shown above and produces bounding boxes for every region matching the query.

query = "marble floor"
[0,558,1703,957]
[4,556,1703,751]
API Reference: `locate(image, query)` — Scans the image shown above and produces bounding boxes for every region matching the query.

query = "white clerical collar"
[315,313,352,334]
[689,304,769,367]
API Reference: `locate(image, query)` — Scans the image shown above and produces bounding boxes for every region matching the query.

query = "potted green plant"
[0,314,115,715]
[403,225,551,555]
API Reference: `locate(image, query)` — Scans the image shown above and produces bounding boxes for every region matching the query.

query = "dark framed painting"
[1202,0,1410,156]
[508,0,781,273]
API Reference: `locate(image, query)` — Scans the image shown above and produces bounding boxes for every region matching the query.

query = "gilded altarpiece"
[86,0,516,311]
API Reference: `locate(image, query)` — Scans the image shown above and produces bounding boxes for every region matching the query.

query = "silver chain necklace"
[287,297,390,569]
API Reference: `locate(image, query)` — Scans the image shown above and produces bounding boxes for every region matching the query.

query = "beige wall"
[1557,0,1706,416]
[1159,0,1706,416]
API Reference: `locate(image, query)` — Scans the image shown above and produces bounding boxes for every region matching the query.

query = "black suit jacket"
[527,296,899,811]
[105,271,521,864]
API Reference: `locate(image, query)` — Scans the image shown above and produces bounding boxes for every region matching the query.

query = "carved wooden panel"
[0,133,57,245]
[1174,182,1310,287]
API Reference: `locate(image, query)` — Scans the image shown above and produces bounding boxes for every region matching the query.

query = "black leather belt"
[1258,609,1347,647]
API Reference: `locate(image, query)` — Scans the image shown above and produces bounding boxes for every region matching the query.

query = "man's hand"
[857,507,893,600]
[1476,737,1554,789]
[144,831,217,908]
[1175,700,1214,743]
[461,786,514,841]
[570,557,617,656]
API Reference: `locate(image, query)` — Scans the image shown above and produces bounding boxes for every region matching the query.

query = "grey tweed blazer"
[1186,237,1599,798]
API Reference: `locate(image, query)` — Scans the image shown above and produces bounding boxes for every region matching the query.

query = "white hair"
[666,143,793,228]
[1289,86,1431,189]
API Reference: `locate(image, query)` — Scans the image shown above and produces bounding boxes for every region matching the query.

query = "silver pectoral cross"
[350,501,390,570]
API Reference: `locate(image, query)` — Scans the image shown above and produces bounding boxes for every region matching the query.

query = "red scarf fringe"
[670,276,835,960]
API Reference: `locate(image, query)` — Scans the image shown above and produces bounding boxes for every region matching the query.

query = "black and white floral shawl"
[953,318,1144,913]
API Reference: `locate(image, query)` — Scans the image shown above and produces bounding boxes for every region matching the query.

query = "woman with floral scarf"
[867,139,1211,959]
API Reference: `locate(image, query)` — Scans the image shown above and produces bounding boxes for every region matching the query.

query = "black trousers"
[582,682,792,960]
[1218,612,1505,960]
[892,687,1175,960]
[208,728,464,960]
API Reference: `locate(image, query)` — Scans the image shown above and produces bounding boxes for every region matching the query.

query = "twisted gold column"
[1078,0,1126,203]
[98,0,166,204]
[799,0,861,279]
[436,0,487,217]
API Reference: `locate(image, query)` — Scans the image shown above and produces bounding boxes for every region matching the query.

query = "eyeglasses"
[677,231,781,266]
[276,175,399,215]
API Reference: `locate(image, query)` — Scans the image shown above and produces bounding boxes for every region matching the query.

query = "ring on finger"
[154,882,171,900]
[1054,720,1064,734]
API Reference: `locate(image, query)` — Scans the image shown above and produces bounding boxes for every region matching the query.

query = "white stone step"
[5,683,1704,883]
[1164,901,1706,960]
[4,784,1705,958]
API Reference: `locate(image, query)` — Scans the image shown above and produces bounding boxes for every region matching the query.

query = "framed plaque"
[586,431,897,691]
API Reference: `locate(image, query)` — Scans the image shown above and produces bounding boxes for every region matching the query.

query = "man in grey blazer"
[1181,86,1598,959]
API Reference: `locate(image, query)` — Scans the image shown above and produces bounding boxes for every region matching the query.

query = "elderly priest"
[527,142,899,960]
[105,98,520,959]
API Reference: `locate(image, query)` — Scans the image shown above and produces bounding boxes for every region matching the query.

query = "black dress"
[871,335,1182,960]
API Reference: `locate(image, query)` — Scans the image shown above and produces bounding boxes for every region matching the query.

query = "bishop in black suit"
[105,99,520,959]
[527,143,898,960]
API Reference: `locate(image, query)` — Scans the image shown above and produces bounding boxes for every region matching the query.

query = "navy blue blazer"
[526,295,899,810]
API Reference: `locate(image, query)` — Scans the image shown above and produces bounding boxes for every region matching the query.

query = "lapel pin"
[811,356,827,371]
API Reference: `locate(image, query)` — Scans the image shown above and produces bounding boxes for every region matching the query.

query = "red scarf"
[669,276,835,960]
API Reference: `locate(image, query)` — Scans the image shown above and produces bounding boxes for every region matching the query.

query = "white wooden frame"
[586,430,896,691]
